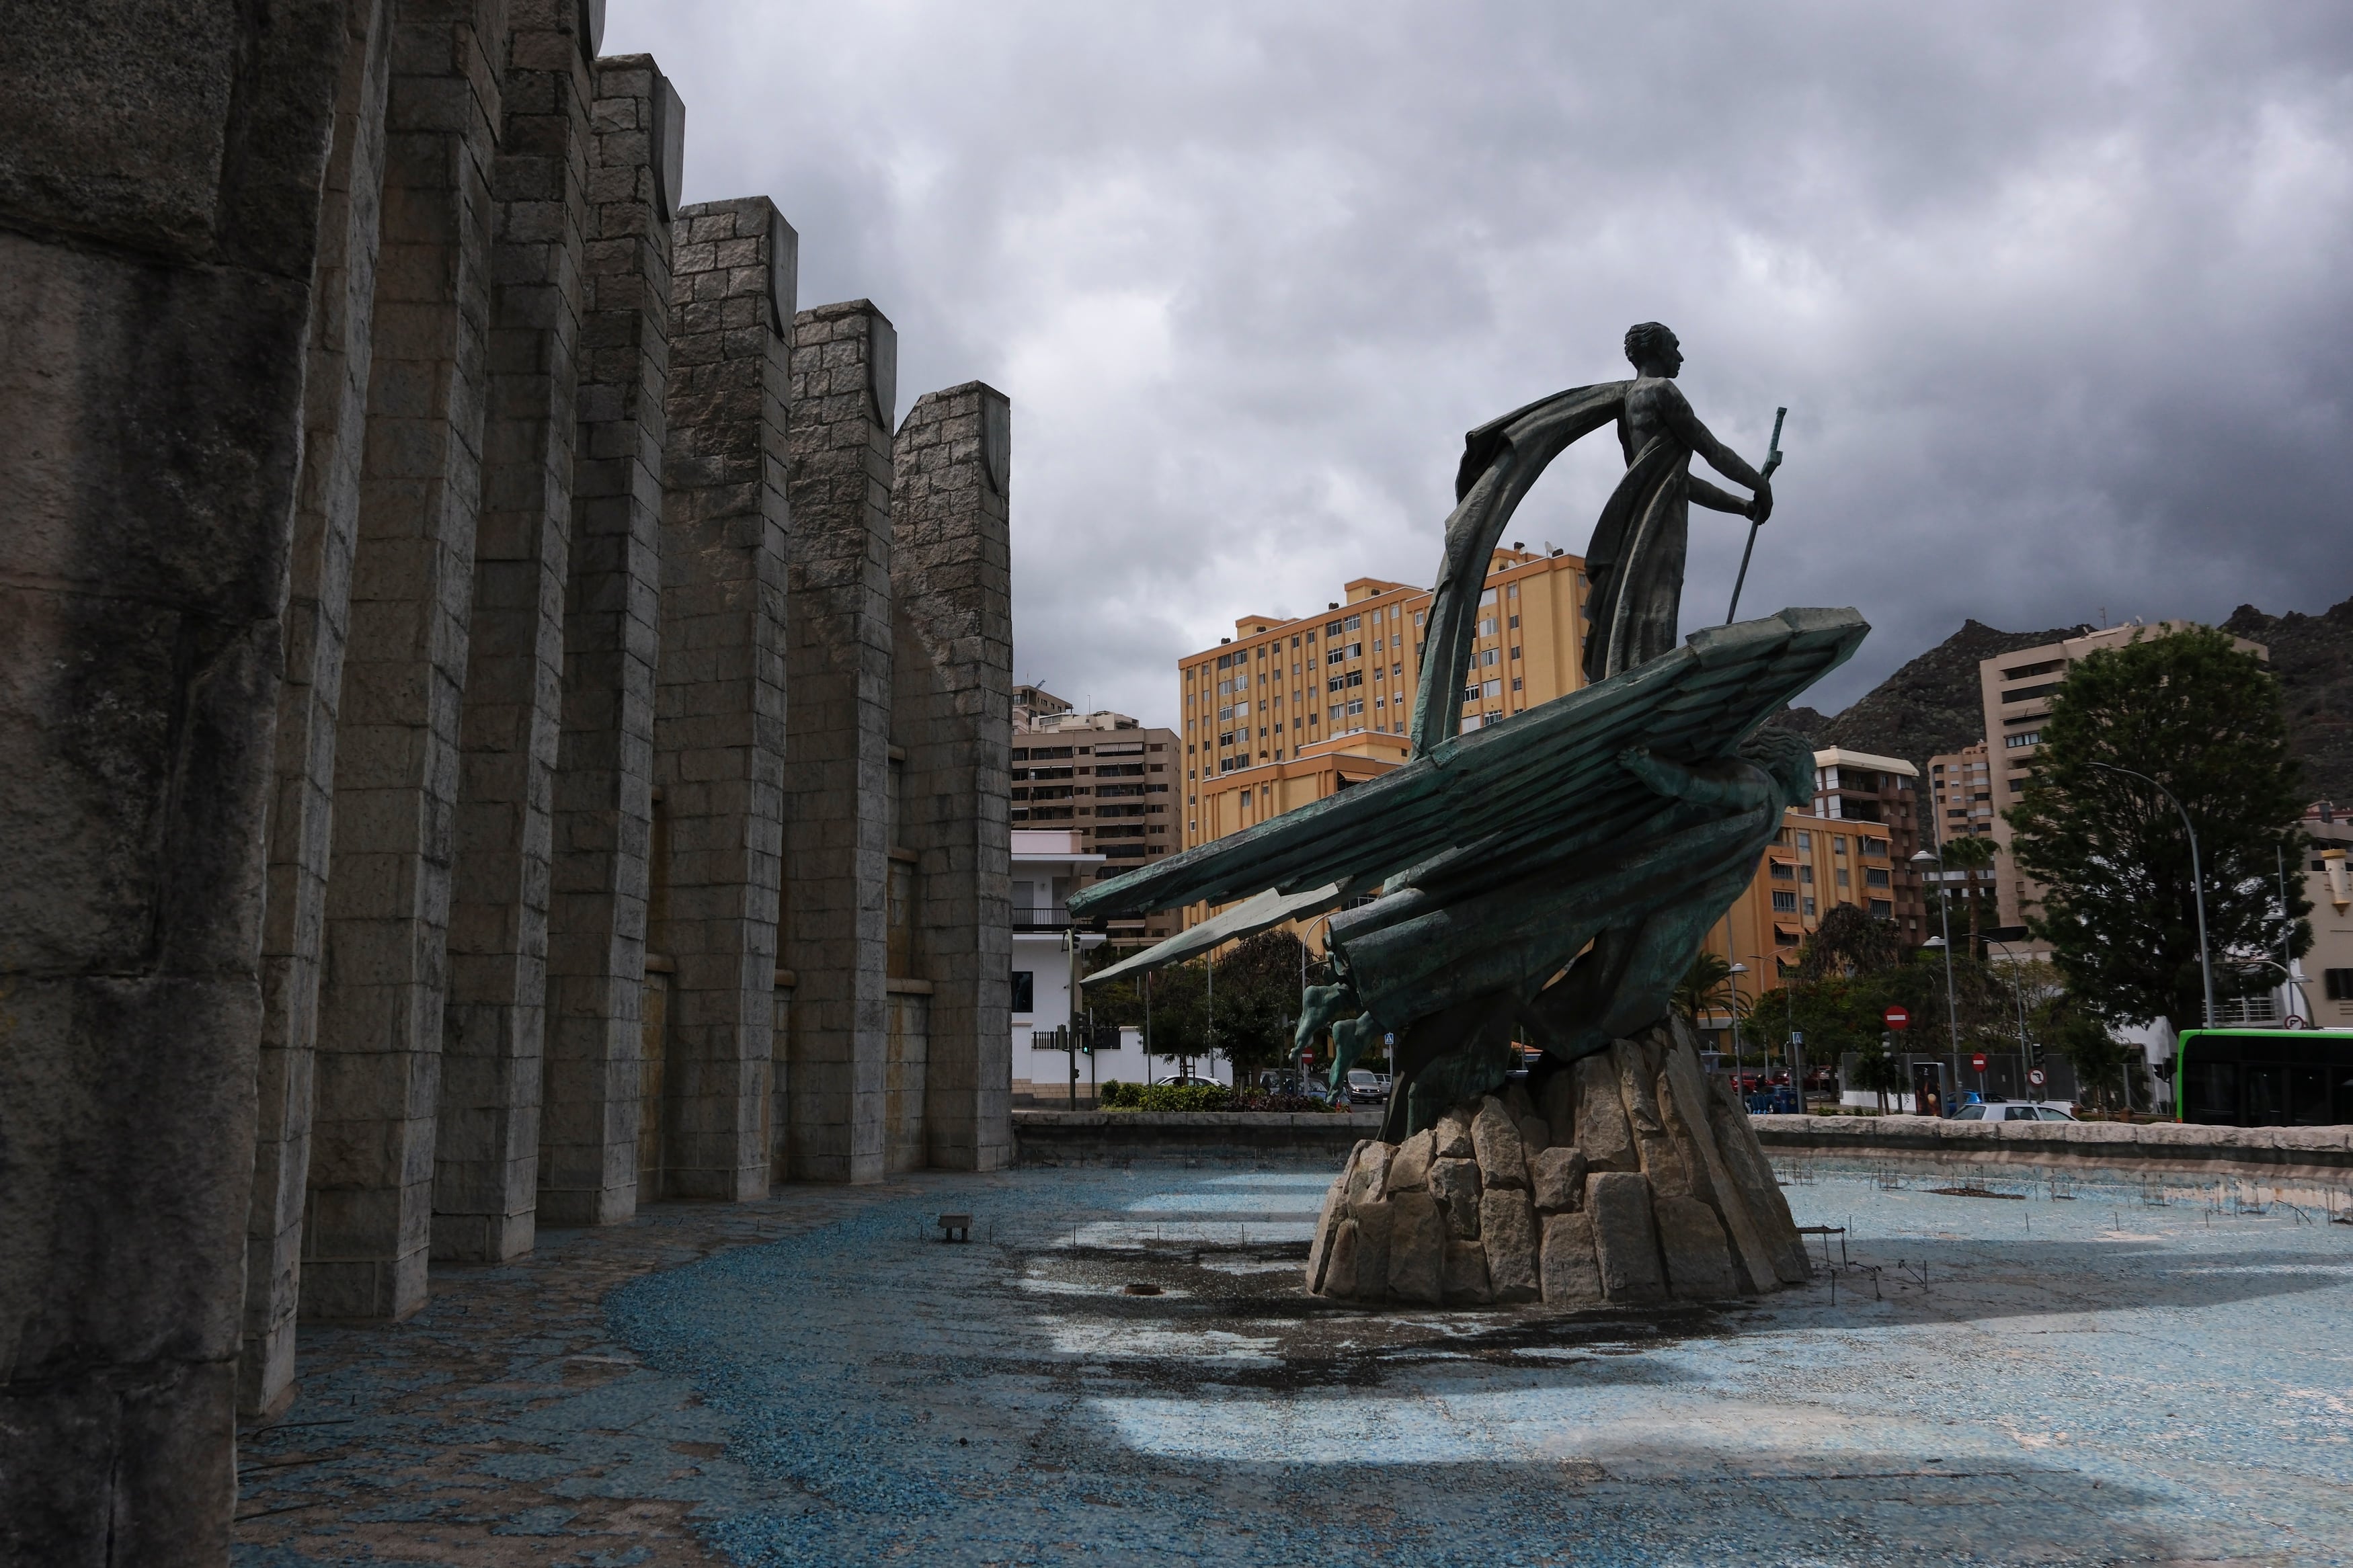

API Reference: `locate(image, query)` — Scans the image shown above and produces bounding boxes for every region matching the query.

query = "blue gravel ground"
[237,1160,2353,1567]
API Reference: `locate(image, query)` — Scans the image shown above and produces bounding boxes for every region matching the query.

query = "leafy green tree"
[1796,902,1904,981]
[2034,990,2135,1112]
[1085,930,1326,1080]
[2007,626,2310,1030]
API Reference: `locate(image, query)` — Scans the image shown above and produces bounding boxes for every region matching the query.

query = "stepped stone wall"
[0,7,1012,1559]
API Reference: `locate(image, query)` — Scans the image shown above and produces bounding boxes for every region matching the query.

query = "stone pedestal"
[1306,1022,1808,1308]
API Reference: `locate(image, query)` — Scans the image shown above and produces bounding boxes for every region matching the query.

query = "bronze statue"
[1075,329,1861,1138]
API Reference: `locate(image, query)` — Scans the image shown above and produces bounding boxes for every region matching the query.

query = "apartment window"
[1510,677,1523,691]
[1345,614,1362,631]
[1796,831,1811,850]
[1802,896,1817,917]
[1480,648,1499,666]
[1835,868,1850,887]
[1478,617,1499,637]
[2005,731,2041,747]
[1868,899,1894,919]
[1508,615,1520,629]
[1479,588,1497,606]
[1865,867,1890,888]
[2325,968,2353,1001]
[1771,891,1798,912]
[1798,865,1814,884]
[1509,645,1521,660]
[1862,837,1888,857]
[1482,679,1502,698]
[1011,971,1034,1012]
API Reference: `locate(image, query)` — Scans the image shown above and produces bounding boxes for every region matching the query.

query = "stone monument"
[1072,326,1863,1306]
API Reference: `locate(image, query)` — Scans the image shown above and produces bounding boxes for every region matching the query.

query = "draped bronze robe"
[1405,381,1696,753]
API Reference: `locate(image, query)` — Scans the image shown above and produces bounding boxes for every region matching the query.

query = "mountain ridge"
[1767,598,2352,804]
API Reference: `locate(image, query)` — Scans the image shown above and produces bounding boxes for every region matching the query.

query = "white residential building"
[1009,827,1232,1103]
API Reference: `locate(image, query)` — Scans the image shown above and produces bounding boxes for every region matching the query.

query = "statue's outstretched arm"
[1687,475,1751,515]
[1659,382,1767,492]
[1619,746,1771,810]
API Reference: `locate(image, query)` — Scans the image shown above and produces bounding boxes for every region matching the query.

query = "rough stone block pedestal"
[1305,1023,1808,1311]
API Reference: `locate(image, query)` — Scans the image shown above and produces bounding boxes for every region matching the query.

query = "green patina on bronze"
[1074,329,1866,1138]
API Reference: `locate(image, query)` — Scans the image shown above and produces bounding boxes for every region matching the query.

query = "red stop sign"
[1882,1005,1909,1030]
[1972,1053,1988,1071]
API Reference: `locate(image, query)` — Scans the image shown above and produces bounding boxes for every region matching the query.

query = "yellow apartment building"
[1176,544,1590,936]
[1693,809,1899,1048]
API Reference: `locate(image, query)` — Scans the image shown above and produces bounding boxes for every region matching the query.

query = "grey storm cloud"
[611,1,2353,721]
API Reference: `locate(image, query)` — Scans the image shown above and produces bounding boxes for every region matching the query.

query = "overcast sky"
[614,2,2353,724]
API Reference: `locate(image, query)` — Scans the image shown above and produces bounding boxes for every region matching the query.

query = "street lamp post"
[1987,936,2036,1098]
[2086,760,2216,1031]
[1912,845,1962,1114]
[1726,961,1747,1083]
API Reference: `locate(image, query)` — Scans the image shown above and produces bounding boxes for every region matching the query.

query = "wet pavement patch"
[238,1163,2353,1567]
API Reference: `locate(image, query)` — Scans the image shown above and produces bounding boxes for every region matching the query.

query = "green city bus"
[2173,1029,2353,1126]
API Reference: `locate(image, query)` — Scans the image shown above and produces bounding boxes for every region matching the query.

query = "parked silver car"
[1345,1069,1392,1104]
[1954,1100,2077,1122]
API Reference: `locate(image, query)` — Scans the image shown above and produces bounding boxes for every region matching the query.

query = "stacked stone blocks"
[1,9,1012,1556]
[783,301,901,1184]
[1309,1020,1809,1307]
[892,386,1016,1172]
[435,0,597,1268]
[305,0,511,1327]
[653,196,795,1201]
[540,51,674,1225]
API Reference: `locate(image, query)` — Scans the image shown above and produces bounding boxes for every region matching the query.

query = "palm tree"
[1673,952,1752,1065]
[1939,833,1998,954]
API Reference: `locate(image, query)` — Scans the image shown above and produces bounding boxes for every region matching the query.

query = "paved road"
[237,1161,2353,1566]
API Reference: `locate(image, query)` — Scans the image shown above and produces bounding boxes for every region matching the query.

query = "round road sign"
[1882,1005,1910,1030]
[1971,1053,1988,1072]
[2028,1068,2046,1087]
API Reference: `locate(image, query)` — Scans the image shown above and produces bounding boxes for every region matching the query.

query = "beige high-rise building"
[1175,544,1590,933]
[1977,622,2266,928]
[1012,686,1181,944]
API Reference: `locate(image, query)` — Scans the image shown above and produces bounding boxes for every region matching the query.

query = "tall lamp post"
[1913,845,1962,1113]
[1726,961,1747,1081]
[1747,952,1798,1104]
[2086,760,2216,1031]
[1987,936,2036,1098]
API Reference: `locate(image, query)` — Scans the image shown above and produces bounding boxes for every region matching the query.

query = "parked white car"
[1954,1101,2077,1122]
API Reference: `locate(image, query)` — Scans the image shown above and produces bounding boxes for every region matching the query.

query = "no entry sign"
[1971,1053,1988,1072]
[1882,1005,1909,1030]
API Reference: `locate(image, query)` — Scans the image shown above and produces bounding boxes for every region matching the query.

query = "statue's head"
[1623,321,1682,378]
[1738,727,1818,811]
